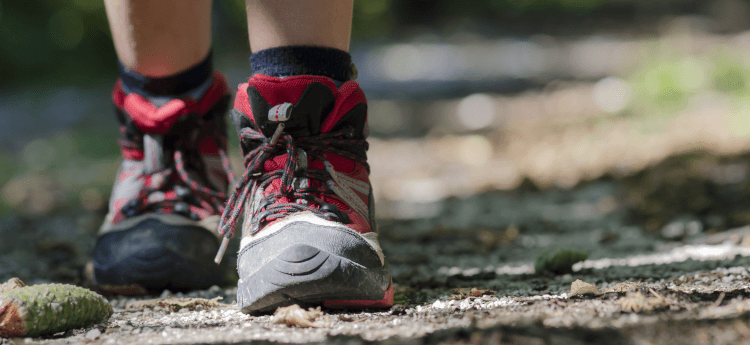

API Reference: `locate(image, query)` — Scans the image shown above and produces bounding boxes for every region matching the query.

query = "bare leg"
[104,0,212,77]
[246,0,354,52]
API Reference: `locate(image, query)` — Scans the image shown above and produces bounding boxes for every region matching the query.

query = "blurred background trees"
[0,0,739,87]
[4,0,750,218]
[5,0,750,284]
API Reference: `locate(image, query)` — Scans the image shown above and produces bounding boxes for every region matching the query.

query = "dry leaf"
[272,305,329,328]
[0,279,24,293]
[742,234,750,248]
[617,290,672,313]
[569,279,602,296]
[604,281,643,293]
[126,297,224,312]
[450,288,495,300]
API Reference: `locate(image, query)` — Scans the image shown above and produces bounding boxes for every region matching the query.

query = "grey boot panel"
[236,222,390,313]
[237,221,384,277]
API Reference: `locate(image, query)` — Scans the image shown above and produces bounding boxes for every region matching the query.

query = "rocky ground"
[3,152,750,344]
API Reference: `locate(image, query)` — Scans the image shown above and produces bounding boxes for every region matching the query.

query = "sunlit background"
[3,0,750,220]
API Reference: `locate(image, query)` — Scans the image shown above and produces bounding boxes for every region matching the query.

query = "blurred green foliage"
[0,0,114,86]
[0,0,726,217]
[70,129,119,160]
[0,0,623,87]
[0,151,19,186]
[714,60,749,92]
[534,247,589,275]
[632,50,750,113]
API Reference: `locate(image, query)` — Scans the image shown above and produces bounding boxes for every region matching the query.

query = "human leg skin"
[246,0,353,52]
[224,0,393,313]
[104,0,212,76]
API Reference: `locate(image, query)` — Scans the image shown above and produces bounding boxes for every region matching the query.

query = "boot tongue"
[246,78,338,138]
[231,75,368,173]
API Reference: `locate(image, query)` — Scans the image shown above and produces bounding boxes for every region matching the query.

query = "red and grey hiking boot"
[217,74,393,313]
[93,72,233,293]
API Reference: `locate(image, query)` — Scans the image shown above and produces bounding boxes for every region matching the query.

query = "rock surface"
[8,153,750,343]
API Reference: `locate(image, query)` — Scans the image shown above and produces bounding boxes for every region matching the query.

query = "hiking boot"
[93,72,233,293]
[218,74,393,313]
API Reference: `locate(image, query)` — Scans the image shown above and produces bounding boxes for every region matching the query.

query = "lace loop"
[121,116,233,220]
[214,120,369,264]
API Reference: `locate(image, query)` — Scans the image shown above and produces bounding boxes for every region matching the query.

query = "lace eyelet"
[174,202,191,216]
[122,199,142,218]
[320,203,350,224]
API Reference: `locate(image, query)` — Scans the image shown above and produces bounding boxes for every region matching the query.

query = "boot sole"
[93,218,225,293]
[237,243,393,314]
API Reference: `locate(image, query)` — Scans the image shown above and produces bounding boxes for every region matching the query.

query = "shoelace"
[121,118,236,220]
[214,121,369,263]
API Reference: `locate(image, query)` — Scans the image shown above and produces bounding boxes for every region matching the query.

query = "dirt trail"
[0,153,744,344]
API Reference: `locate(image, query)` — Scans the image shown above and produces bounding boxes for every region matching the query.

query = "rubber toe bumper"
[93,218,224,291]
[237,221,392,314]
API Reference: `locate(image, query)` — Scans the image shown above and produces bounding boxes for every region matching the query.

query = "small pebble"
[390,304,407,315]
[85,328,101,340]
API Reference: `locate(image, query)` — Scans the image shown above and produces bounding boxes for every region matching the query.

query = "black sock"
[250,46,353,82]
[119,51,214,97]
